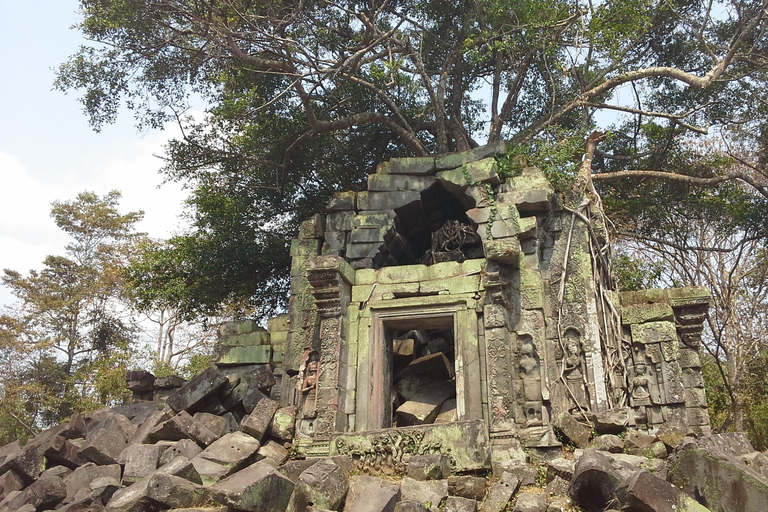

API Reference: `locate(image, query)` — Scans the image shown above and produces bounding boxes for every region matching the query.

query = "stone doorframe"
[355,298,485,432]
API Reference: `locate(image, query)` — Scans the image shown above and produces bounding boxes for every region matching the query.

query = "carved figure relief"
[562,328,589,414]
[299,350,321,420]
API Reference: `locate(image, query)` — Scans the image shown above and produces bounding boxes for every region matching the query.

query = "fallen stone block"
[120,443,159,484]
[125,370,155,394]
[64,463,122,504]
[192,431,261,485]
[395,375,435,402]
[480,472,520,512]
[2,474,66,512]
[210,459,294,512]
[545,458,574,483]
[146,472,209,509]
[398,352,455,381]
[287,458,349,512]
[158,439,203,466]
[395,500,429,512]
[569,450,638,512]
[435,399,458,423]
[127,409,172,445]
[145,410,195,443]
[105,455,199,512]
[167,366,228,413]
[618,470,709,512]
[257,440,289,465]
[401,477,448,512]
[512,493,547,512]
[445,496,478,512]
[447,475,486,501]
[0,470,24,500]
[343,475,401,512]
[241,397,280,441]
[90,476,120,504]
[587,434,624,453]
[589,408,628,434]
[80,428,128,466]
[189,412,228,447]
[269,406,297,441]
[407,454,450,481]
[396,380,456,426]
[551,411,591,448]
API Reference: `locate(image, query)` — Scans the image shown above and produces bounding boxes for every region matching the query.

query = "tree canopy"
[56,0,768,316]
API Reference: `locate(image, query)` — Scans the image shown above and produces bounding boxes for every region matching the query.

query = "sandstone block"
[241,397,280,441]
[479,472,519,512]
[268,406,296,441]
[158,439,203,466]
[258,440,290,465]
[121,444,159,484]
[287,458,349,512]
[3,475,65,512]
[145,410,194,443]
[401,477,448,512]
[343,475,401,512]
[210,459,294,512]
[146,472,209,509]
[192,432,260,485]
[65,463,121,504]
[445,496,478,512]
[407,454,450,481]
[167,366,228,413]
[512,493,547,512]
[447,476,486,501]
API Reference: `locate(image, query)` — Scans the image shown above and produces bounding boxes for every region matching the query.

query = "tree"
[56,0,768,316]
[0,191,143,430]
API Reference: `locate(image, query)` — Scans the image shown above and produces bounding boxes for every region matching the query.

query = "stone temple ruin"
[251,140,712,470]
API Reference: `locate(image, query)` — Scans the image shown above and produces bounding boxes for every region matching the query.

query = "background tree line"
[2,0,768,444]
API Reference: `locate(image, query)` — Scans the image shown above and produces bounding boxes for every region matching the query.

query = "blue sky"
[0,1,192,306]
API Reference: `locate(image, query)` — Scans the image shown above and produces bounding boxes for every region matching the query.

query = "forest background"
[1,0,767,449]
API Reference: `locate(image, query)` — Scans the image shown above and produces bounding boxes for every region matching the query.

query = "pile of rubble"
[2,364,768,512]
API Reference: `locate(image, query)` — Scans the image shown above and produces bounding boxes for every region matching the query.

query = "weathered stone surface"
[587,434,624,453]
[65,464,122,504]
[512,493,547,512]
[589,408,628,434]
[189,412,229,446]
[287,458,349,512]
[445,496,478,512]
[192,432,261,485]
[398,352,455,381]
[90,476,120,504]
[241,397,280,441]
[127,409,172,445]
[394,499,428,512]
[106,455,198,512]
[618,469,709,512]
[269,406,297,441]
[569,450,638,512]
[146,472,208,509]
[158,438,203,466]
[480,472,520,512]
[145,411,195,443]
[80,427,128,466]
[396,380,456,426]
[126,370,155,393]
[551,412,591,448]
[0,470,23,500]
[447,476,486,501]
[435,399,458,423]
[210,459,295,512]
[545,458,574,483]
[2,474,65,512]
[121,443,159,484]
[167,366,228,413]
[401,477,448,512]
[407,454,450,481]
[257,439,290,465]
[668,434,768,512]
[343,475,401,512]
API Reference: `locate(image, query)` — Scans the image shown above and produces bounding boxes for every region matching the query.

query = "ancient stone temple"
[266,142,710,472]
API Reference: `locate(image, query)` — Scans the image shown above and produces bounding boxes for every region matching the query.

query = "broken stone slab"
[395,375,435,402]
[667,434,768,512]
[1,474,66,512]
[401,477,448,512]
[80,427,129,466]
[546,475,570,495]
[167,366,229,413]
[394,499,428,512]
[209,459,294,512]
[268,406,296,441]
[435,399,458,423]
[127,409,172,445]
[64,463,122,504]
[445,496,478,512]
[257,440,290,465]
[342,475,401,512]
[588,408,628,434]
[192,431,261,486]
[587,434,624,453]
[42,435,84,469]
[396,380,456,426]
[241,397,280,441]
[512,493,547,512]
[551,411,592,448]
[158,439,203,466]
[189,412,229,447]
[145,410,195,443]
[480,472,520,512]
[125,370,155,393]
[90,476,120,505]
[242,386,273,415]
[407,454,451,481]
[569,450,639,512]
[120,444,159,485]
[0,470,24,500]
[105,455,200,512]
[145,472,209,509]
[447,476,486,501]
[617,469,709,512]
[279,456,356,484]
[286,458,349,512]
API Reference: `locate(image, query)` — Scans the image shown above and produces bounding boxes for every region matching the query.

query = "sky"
[0,1,193,307]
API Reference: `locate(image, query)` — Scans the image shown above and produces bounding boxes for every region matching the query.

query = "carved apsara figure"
[630,362,652,406]
[299,350,321,419]
[562,329,589,413]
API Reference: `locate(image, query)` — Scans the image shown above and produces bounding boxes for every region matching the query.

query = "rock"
[158,439,203,466]
[588,408,628,435]
[480,472,520,512]
[269,406,297,441]
[551,412,591,448]
[287,458,349,512]
[0,470,24,500]
[545,475,570,495]
[210,459,295,512]
[145,411,195,443]
[407,454,451,481]
[544,458,574,483]
[125,371,155,393]
[189,412,229,446]
[397,352,455,381]
[343,475,401,512]
[257,440,290,465]
[127,409,172,445]
[1,475,66,512]
[447,476,486,501]
[241,397,280,441]
[396,380,456,426]
[668,433,768,512]
[90,476,120,504]
[624,431,657,454]
[512,493,547,512]
[401,477,448,512]
[65,464,122,504]
[80,428,127,466]
[105,455,198,512]
[587,434,624,453]
[395,375,435,402]
[167,366,228,413]
[394,500,428,512]
[618,470,710,512]
[445,496,478,512]
[570,450,642,512]
[145,472,208,509]
[191,431,261,485]
[120,443,159,484]
[498,460,537,486]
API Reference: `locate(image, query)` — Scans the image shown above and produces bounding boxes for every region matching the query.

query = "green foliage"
[612,253,663,291]
[508,129,588,191]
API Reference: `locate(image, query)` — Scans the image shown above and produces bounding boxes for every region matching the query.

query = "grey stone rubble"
[0,145,753,511]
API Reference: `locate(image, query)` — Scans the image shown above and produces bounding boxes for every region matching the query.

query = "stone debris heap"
[2,358,768,511]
